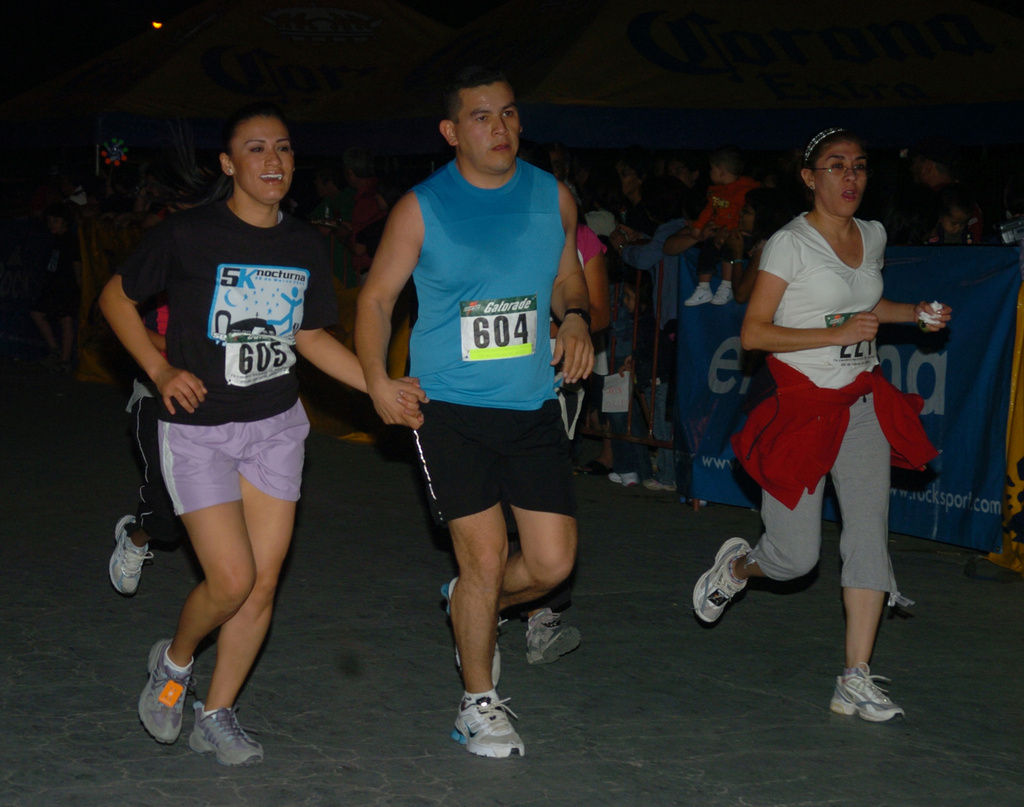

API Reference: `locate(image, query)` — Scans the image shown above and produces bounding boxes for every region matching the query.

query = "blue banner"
[674,245,1021,552]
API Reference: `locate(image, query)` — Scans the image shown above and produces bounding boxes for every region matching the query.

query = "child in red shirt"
[666,146,759,306]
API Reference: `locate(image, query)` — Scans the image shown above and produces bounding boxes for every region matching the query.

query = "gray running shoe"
[189,701,264,765]
[830,664,905,722]
[138,639,192,743]
[525,607,581,664]
[109,515,152,595]
[451,694,524,758]
[441,576,501,687]
[692,537,751,623]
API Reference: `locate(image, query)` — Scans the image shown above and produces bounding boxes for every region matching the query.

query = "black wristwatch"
[563,308,591,328]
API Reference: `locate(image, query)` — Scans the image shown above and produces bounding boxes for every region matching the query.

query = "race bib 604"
[460,294,537,361]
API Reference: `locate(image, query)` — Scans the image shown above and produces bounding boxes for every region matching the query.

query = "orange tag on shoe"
[158,680,184,707]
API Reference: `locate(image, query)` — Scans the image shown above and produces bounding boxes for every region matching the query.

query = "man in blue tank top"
[356,66,593,759]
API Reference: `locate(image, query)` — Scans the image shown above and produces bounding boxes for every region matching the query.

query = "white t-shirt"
[760,213,886,389]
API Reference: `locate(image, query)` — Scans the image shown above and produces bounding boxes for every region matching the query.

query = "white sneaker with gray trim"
[830,664,905,722]
[710,283,734,305]
[451,694,524,758]
[109,514,152,595]
[692,537,751,623]
[684,285,714,306]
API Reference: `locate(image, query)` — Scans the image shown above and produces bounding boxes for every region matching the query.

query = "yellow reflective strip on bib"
[467,343,534,361]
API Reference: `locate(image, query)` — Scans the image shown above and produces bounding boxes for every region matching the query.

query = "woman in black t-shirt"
[100,103,425,766]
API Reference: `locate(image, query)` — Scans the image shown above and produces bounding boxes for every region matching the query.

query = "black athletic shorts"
[413,398,576,525]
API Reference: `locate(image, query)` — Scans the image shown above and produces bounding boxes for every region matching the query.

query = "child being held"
[665,146,759,306]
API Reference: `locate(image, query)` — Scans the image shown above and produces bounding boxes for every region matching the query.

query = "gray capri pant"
[747,394,897,593]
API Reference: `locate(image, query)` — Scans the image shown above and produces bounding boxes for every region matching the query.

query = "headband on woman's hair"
[803,127,846,164]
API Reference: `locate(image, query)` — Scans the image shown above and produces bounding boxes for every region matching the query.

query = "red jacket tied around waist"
[731,356,938,510]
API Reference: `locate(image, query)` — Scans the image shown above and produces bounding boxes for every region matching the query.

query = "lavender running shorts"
[158,400,310,515]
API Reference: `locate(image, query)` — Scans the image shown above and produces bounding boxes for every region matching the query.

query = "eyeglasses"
[813,163,871,178]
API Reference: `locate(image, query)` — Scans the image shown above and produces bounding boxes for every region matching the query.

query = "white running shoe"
[109,515,152,595]
[692,537,751,623]
[441,577,501,687]
[830,664,905,722]
[451,694,524,758]
[710,283,734,305]
[684,285,713,306]
[608,471,640,487]
[526,608,581,664]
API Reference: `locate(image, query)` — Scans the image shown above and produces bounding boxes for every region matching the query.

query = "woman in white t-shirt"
[691,128,951,722]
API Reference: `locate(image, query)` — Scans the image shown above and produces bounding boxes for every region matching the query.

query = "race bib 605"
[209,263,309,386]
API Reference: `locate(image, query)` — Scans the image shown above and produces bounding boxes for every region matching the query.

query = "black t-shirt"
[119,201,337,425]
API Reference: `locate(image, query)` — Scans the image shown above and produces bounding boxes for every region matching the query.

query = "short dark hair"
[221,102,291,151]
[709,145,744,176]
[442,66,509,120]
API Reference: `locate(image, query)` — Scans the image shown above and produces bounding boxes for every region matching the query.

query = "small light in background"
[151,21,164,29]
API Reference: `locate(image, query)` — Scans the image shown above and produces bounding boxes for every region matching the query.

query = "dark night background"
[0,1,501,104]
[4,0,1022,106]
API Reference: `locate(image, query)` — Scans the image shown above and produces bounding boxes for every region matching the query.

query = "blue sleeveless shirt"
[410,159,564,409]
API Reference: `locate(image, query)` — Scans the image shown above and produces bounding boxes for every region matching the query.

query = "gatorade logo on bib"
[460,294,537,361]
[825,311,876,370]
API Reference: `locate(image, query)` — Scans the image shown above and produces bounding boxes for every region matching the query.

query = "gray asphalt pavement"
[2,358,1023,806]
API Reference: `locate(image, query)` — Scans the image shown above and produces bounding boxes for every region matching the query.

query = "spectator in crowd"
[999,173,1024,277]
[723,187,795,304]
[882,182,940,246]
[579,159,624,240]
[610,174,687,328]
[666,146,760,306]
[341,147,389,282]
[754,148,807,217]
[29,203,81,372]
[909,137,983,243]
[608,174,688,491]
[309,163,356,284]
[926,184,979,245]
[605,270,658,488]
[614,147,657,236]
[546,141,580,204]
[664,149,706,221]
